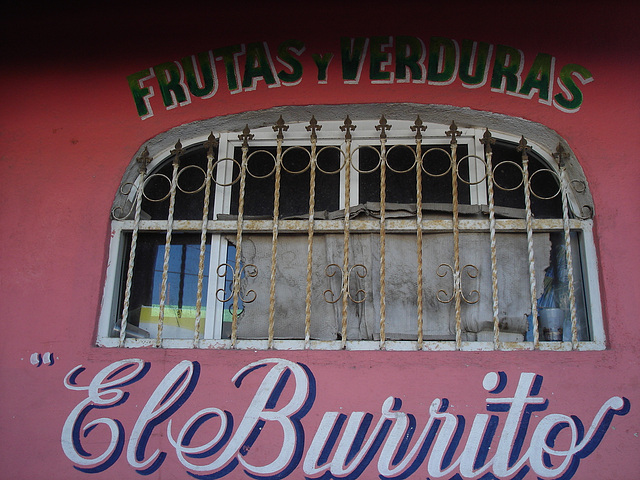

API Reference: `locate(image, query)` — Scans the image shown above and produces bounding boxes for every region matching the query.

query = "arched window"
[98,106,603,350]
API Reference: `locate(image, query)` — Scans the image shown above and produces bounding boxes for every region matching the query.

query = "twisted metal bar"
[376,116,391,348]
[118,148,151,346]
[519,137,539,348]
[340,116,356,348]
[556,144,579,349]
[194,134,217,347]
[231,126,253,347]
[267,116,287,348]
[446,122,463,349]
[481,129,501,349]
[304,117,321,348]
[156,141,183,347]
[412,117,427,348]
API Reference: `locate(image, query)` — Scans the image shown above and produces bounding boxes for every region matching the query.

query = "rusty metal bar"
[555,144,579,349]
[156,141,183,347]
[194,134,217,347]
[131,217,575,234]
[481,129,501,349]
[412,117,427,348]
[267,117,287,348]
[340,117,356,348]
[118,148,152,346]
[519,137,539,348]
[447,122,463,349]
[231,126,253,347]
[376,115,391,348]
[304,117,320,348]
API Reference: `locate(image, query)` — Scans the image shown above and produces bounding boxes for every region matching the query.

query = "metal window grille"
[109,116,594,351]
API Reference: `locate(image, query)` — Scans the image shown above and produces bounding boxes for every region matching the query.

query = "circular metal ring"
[316,145,346,175]
[422,147,453,178]
[529,168,561,200]
[246,149,277,179]
[385,144,417,174]
[213,157,242,187]
[176,164,207,194]
[281,145,312,174]
[456,154,488,185]
[352,145,381,174]
[492,160,524,191]
[142,173,172,202]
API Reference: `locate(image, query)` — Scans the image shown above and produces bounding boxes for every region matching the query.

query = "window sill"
[96,338,605,351]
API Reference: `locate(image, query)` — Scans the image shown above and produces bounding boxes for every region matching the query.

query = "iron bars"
[112,116,585,351]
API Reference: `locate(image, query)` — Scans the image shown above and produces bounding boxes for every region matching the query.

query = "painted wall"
[1,2,638,478]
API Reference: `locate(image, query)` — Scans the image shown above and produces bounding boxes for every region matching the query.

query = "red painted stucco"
[1,2,638,478]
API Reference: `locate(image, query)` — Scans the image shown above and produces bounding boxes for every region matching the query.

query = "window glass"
[141,145,216,220]
[491,140,562,218]
[358,144,470,205]
[116,232,210,339]
[230,146,341,218]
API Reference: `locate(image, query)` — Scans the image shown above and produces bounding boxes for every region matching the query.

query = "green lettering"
[491,45,523,93]
[395,36,424,83]
[154,61,188,108]
[312,53,334,83]
[427,37,458,84]
[277,39,305,85]
[459,39,491,87]
[127,69,155,118]
[341,37,368,83]
[242,42,278,89]
[181,51,217,98]
[370,36,393,82]
[519,53,554,102]
[213,44,244,92]
[553,63,593,112]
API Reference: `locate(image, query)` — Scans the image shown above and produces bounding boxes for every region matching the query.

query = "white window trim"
[97,109,605,351]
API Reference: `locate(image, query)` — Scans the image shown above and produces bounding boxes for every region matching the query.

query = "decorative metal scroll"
[436,263,480,305]
[323,263,368,304]
[216,263,259,305]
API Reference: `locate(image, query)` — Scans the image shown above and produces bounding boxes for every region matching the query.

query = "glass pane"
[491,140,562,218]
[140,144,216,220]
[230,146,340,218]
[115,232,210,339]
[358,144,470,206]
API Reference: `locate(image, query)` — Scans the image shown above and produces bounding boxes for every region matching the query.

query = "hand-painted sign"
[62,358,629,479]
[128,36,593,120]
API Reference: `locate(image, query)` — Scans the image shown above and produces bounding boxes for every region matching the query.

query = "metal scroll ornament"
[323,264,368,304]
[216,263,259,305]
[436,263,480,304]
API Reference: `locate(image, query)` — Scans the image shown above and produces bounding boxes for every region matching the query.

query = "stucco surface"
[0,2,638,478]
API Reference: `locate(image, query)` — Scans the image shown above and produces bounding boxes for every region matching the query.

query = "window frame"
[97,112,605,351]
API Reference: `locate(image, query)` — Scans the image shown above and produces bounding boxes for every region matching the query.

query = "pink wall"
[1,2,639,478]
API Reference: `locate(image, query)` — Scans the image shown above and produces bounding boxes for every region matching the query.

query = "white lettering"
[62,360,629,479]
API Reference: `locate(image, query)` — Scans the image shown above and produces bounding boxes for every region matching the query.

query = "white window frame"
[97,115,605,351]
